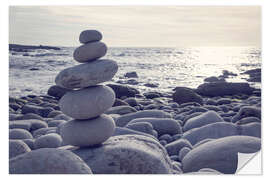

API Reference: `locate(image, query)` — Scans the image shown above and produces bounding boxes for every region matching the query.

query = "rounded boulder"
[9,129,33,140]
[34,133,62,149]
[73,41,107,63]
[9,140,31,159]
[55,59,118,89]
[59,114,115,147]
[79,30,102,44]
[9,148,92,174]
[59,85,115,119]
[182,136,261,174]
[61,135,174,174]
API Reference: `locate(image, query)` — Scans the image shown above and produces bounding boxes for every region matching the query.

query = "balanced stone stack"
[55,30,118,147]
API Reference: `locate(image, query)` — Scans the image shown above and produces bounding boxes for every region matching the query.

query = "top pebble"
[79,30,103,44]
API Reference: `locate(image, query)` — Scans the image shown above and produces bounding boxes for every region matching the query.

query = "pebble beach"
[9,30,261,174]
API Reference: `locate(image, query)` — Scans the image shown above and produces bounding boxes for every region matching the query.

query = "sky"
[9,6,261,47]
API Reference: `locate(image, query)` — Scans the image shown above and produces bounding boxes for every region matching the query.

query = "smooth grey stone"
[73,41,107,63]
[165,139,193,156]
[173,87,203,105]
[232,106,261,123]
[59,85,115,119]
[182,112,203,124]
[56,59,118,89]
[159,134,173,143]
[47,85,70,99]
[107,83,140,99]
[182,136,261,174]
[237,122,261,138]
[32,127,57,138]
[9,140,31,159]
[217,98,232,105]
[236,117,260,125]
[9,121,31,131]
[182,122,239,145]
[34,133,62,149]
[116,110,171,127]
[9,148,92,174]
[21,105,53,118]
[18,113,43,120]
[79,30,102,44]
[22,139,35,150]
[125,122,154,135]
[183,111,223,132]
[113,127,157,140]
[128,118,182,136]
[9,120,48,131]
[60,114,115,147]
[9,129,33,140]
[124,97,139,107]
[178,147,191,161]
[193,138,214,148]
[113,98,129,107]
[105,105,137,115]
[47,110,62,118]
[64,135,174,174]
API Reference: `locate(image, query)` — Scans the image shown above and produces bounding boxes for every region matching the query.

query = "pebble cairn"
[55,30,118,147]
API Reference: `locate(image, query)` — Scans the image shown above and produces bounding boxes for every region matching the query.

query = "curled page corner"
[236,151,262,174]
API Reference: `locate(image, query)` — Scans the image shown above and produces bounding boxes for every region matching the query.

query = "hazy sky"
[9,6,261,47]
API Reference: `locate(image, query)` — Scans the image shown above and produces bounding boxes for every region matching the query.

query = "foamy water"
[9,46,261,98]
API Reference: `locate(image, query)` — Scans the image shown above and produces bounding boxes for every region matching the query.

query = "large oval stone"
[59,85,115,119]
[59,114,115,147]
[182,136,261,174]
[182,122,239,145]
[9,148,92,174]
[115,110,172,127]
[183,111,224,132]
[9,140,31,159]
[128,118,182,136]
[55,59,118,89]
[60,135,174,174]
[79,30,102,44]
[73,41,107,63]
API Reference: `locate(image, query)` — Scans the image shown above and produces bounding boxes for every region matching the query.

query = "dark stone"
[9,103,21,111]
[196,82,255,97]
[143,92,161,99]
[113,98,129,107]
[124,97,139,107]
[21,105,54,117]
[47,85,70,99]
[29,68,40,71]
[173,87,203,105]
[124,71,138,78]
[107,84,140,98]
[204,76,225,83]
[144,83,159,88]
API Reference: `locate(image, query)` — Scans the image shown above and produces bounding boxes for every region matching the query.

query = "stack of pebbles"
[55,30,118,147]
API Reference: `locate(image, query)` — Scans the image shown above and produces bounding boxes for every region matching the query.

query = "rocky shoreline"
[9,30,261,174]
[9,79,261,174]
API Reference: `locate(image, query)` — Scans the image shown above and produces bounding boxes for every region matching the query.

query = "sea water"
[9,46,261,98]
